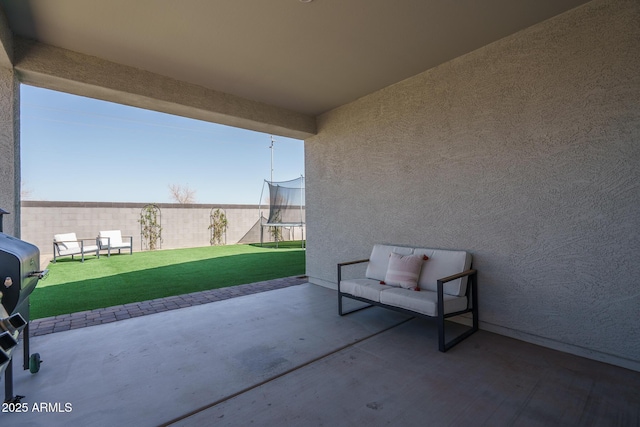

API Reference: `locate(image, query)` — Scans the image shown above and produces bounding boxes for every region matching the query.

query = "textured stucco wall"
[0,66,20,236]
[305,0,640,370]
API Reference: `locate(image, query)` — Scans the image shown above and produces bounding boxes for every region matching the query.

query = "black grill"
[0,232,47,403]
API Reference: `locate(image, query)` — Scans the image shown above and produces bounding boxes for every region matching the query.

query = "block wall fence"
[20,201,305,257]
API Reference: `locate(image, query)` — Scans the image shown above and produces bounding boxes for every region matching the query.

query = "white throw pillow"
[383,252,426,290]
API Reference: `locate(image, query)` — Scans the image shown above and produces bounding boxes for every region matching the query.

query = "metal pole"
[5,359,13,402]
[269,136,275,183]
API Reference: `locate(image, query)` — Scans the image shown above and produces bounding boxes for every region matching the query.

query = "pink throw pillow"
[384,252,426,290]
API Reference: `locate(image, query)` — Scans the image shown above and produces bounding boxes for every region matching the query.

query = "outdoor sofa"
[98,230,133,256]
[338,243,478,352]
[53,232,100,262]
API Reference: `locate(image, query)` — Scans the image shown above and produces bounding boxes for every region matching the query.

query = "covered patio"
[7,283,640,426]
[1,0,639,424]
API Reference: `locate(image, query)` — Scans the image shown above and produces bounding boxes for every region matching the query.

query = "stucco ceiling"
[1,0,591,116]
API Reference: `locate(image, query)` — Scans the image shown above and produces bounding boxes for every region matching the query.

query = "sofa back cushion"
[365,244,413,281]
[365,244,472,297]
[414,248,472,297]
[54,232,79,251]
[99,230,123,247]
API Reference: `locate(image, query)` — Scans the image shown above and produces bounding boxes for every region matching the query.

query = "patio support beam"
[0,6,12,68]
[0,70,20,237]
[0,6,20,236]
[12,37,317,140]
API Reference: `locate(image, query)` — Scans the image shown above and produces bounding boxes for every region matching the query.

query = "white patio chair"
[98,230,133,257]
[53,232,100,262]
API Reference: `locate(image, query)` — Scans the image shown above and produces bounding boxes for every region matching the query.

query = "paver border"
[29,276,308,337]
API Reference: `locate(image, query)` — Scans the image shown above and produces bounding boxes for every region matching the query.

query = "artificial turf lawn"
[31,242,305,319]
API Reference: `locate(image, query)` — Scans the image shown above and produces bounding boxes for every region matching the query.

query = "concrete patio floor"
[3,283,639,426]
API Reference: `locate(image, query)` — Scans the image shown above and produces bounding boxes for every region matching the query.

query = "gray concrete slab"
[172,318,640,427]
[2,284,409,426]
[3,283,639,426]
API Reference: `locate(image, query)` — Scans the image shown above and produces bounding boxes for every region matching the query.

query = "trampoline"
[259,176,305,247]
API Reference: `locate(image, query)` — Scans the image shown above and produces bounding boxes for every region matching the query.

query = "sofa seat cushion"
[340,279,388,302]
[57,244,99,256]
[109,243,131,249]
[379,288,468,317]
[57,247,81,256]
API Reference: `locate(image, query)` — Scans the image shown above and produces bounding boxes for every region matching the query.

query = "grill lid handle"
[28,270,49,280]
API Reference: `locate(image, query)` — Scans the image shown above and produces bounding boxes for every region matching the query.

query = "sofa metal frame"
[338,259,478,352]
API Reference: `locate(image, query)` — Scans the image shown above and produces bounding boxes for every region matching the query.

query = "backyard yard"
[31,242,306,319]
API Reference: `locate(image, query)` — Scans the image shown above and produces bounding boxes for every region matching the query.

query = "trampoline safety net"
[263,176,305,226]
[259,176,305,247]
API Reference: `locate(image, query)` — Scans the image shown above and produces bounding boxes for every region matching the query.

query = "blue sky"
[20,85,304,204]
